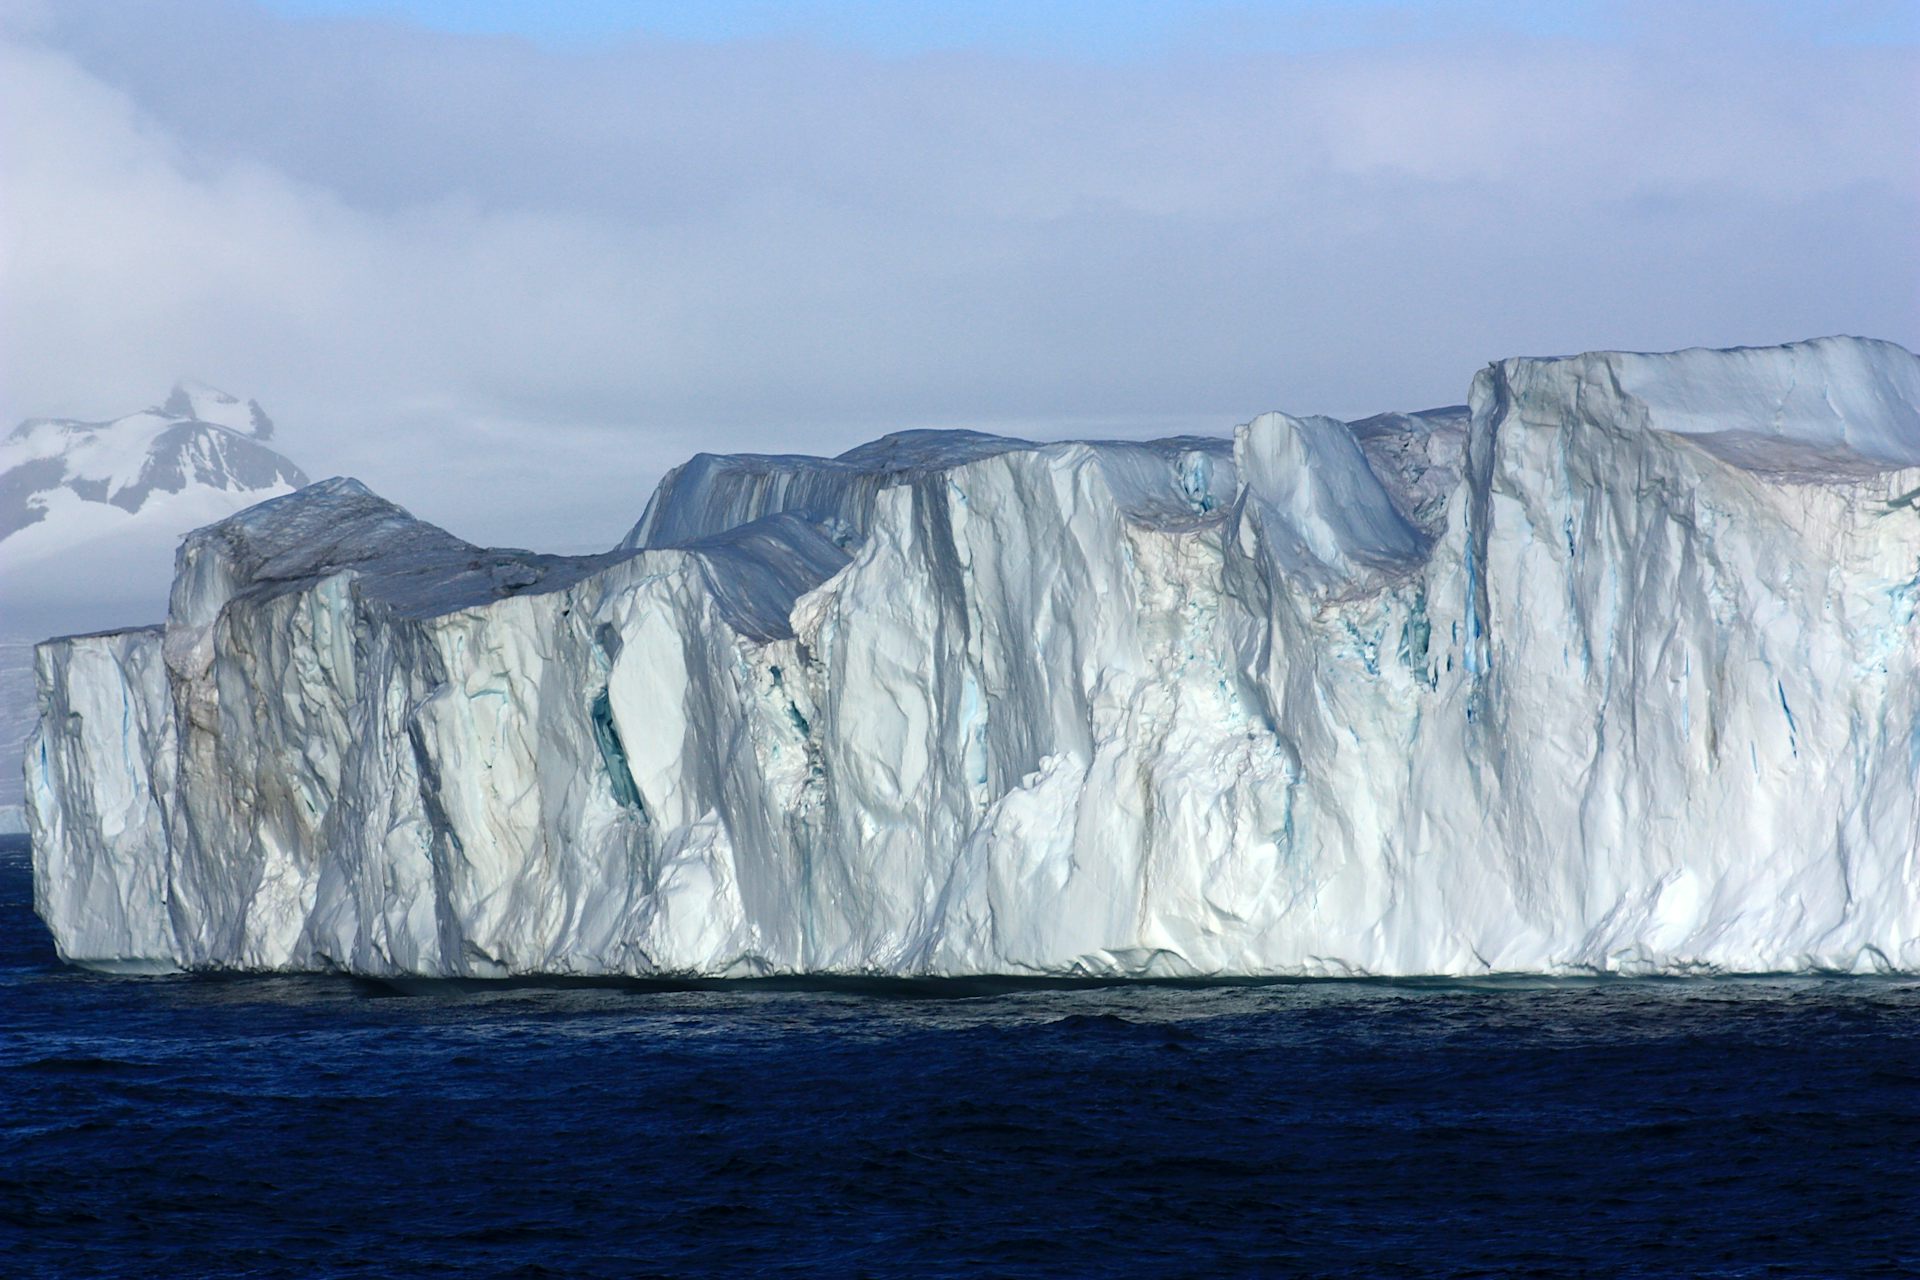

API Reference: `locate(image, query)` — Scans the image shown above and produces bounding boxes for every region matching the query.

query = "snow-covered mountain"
[0,383,308,826]
[1,381,307,573]
[25,337,1920,979]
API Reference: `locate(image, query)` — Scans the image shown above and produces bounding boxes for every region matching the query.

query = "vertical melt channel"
[590,689,645,813]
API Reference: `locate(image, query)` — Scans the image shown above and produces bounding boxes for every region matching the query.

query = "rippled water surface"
[3,836,1918,1277]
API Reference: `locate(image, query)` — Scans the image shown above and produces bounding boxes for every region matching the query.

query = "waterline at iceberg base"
[27,337,1920,978]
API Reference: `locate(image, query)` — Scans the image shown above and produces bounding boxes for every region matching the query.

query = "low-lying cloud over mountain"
[0,1,1914,553]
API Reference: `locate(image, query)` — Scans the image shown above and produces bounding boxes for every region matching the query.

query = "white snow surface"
[26,336,1920,978]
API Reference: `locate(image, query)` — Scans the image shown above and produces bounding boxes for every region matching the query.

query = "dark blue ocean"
[3,835,1917,1277]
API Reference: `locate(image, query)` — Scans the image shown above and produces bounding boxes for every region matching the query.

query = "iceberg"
[25,336,1920,977]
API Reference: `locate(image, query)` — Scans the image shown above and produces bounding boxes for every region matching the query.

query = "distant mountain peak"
[0,386,308,548]
[160,380,276,441]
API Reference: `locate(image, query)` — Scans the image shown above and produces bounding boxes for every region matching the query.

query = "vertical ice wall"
[26,337,1920,977]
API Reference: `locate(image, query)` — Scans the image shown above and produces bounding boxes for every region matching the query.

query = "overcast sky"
[2,0,1914,550]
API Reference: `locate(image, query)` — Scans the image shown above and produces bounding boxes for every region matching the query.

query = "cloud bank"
[2,0,1914,548]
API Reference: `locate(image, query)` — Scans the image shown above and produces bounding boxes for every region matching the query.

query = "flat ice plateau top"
[27,337,1920,977]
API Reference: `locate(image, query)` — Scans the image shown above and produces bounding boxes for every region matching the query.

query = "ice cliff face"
[27,337,1920,977]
